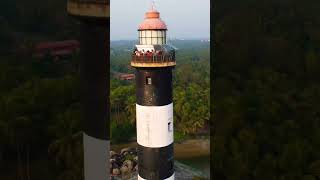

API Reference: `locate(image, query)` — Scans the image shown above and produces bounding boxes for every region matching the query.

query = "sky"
[110,0,210,40]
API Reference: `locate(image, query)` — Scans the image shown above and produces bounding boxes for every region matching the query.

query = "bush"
[111,120,135,143]
[174,131,187,143]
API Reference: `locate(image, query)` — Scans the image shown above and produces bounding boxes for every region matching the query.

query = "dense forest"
[0,0,82,179]
[110,40,210,142]
[213,0,320,180]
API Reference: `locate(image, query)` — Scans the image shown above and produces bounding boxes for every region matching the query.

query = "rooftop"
[138,6,167,30]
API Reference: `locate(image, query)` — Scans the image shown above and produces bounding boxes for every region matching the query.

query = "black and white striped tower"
[131,4,176,180]
[67,1,110,180]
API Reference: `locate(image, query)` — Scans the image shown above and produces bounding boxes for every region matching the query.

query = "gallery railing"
[131,52,175,63]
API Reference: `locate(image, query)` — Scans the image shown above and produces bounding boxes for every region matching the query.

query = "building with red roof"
[33,40,80,59]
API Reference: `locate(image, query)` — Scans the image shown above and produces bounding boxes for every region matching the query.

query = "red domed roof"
[138,9,167,30]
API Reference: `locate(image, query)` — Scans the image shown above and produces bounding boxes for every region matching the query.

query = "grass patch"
[111,120,135,143]
[174,131,188,143]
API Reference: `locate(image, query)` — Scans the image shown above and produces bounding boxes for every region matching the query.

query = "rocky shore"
[110,147,209,180]
[110,147,138,178]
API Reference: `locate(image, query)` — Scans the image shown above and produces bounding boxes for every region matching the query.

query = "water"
[177,155,210,178]
[174,138,210,178]
[111,138,210,178]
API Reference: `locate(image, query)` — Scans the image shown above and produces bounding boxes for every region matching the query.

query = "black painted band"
[136,67,173,106]
[80,21,110,140]
[138,143,174,179]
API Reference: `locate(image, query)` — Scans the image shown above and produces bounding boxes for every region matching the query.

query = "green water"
[177,156,210,177]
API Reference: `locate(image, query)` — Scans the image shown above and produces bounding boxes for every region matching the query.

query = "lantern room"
[131,4,176,68]
[138,7,167,45]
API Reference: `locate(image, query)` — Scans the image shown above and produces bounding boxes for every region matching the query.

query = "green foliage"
[213,0,320,179]
[48,132,84,180]
[174,131,187,143]
[0,51,80,178]
[109,40,210,148]
[192,176,208,180]
[110,81,136,124]
[110,40,210,135]
[174,83,210,134]
[111,120,135,143]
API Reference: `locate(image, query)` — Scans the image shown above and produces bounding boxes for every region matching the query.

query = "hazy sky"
[110,0,210,40]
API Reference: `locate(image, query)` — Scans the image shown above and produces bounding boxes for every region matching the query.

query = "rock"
[109,152,209,179]
[112,162,119,169]
[128,151,136,156]
[121,148,130,155]
[120,165,130,174]
[112,168,121,175]
[132,159,137,168]
[123,154,136,162]
[109,148,143,178]
[114,155,122,165]
[133,156,138,161]
[123,160,133,170]
[110,151,117,157]
[129,147,137,153]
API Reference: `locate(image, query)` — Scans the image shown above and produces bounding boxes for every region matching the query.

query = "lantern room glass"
[138,30,167,45]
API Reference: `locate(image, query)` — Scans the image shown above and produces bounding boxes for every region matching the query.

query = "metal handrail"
[131,53,175,63]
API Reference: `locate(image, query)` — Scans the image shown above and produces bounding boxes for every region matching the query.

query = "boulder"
[123,160,133,170]
[133,156,138,161]
[120,148,130,155]
[110,151,117,158]
[112,168,121,175]
[120,165,130,175]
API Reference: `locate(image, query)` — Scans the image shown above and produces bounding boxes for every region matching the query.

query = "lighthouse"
[131,3,176,180]
[67,1,110,180]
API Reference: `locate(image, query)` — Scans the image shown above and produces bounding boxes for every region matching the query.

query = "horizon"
[110,0,210,41]
[110,38,211,41]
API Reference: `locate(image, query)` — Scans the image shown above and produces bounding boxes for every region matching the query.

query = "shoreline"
[111,137,210,159]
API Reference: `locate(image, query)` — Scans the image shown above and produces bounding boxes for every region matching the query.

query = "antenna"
[151,0,156,10]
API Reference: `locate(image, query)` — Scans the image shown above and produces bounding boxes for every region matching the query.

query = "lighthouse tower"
[131,3,176,180]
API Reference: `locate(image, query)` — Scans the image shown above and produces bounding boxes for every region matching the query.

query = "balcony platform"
[67,0,110,18]
[131,61,176,68]
[131,55,176,68]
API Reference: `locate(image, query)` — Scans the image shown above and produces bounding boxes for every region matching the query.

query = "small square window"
[146,77,152,85]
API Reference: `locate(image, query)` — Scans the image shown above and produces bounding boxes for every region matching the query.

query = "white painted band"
[138,173,175,180]
[83,133,110,180]
[136,103,174,148]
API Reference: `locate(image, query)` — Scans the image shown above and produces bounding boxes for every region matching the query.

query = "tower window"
[146,77,152,85]
[168,122,172,132]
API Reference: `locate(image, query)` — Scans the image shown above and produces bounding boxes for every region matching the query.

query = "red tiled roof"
[138,9,167,30]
